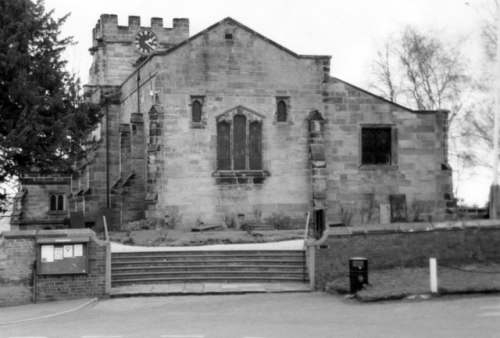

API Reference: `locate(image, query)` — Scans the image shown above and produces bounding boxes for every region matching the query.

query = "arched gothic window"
[192,100,202,123]
[216,114,262,171]
[277,100,287,122]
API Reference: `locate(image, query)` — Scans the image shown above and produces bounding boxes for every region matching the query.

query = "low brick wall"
[0,229,110,307]
[310,220,500,290]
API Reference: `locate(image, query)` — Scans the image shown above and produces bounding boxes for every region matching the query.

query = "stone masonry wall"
[15,174,71,230]
[322,78,452,225]
[70,86,121,229]
[119,18,330,227]
[311,221,500,290]
[0,229,109,307]
[0,235,36,306]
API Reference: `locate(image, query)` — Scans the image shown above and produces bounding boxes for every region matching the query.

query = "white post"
[429,258,438,293]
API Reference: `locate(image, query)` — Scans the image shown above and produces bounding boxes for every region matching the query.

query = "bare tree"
[371,40,399,103]
[459,0,499,168]
[370,26,470,125]
[369,25,476,200]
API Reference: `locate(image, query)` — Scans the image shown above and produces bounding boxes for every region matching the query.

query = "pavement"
[0,282,311,325]
[0,298,97,325]
[110,282,312,297]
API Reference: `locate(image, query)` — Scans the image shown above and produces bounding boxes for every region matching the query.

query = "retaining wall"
[310,220,500,290]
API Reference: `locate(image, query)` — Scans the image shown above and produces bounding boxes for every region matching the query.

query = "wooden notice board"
[37,237,89,275]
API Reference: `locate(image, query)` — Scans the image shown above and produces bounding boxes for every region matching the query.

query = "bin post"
[349,257,368,293]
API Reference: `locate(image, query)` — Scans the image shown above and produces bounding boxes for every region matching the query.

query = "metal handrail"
[303,211,310,243]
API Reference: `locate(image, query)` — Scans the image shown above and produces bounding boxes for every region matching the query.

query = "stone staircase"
[111,250,308,287]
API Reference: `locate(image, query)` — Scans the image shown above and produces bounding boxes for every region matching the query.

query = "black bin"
[349,257,368,293]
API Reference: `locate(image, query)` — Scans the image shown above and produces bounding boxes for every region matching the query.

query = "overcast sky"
[45,0,486,85]
[43,0,493,205]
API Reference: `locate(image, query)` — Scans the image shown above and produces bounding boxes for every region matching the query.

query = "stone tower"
[88,14,189,85]
[72,15,189,229]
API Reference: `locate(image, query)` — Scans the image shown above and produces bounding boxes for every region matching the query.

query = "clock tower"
[87,15,189,86]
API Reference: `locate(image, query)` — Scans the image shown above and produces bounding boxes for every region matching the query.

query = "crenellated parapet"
[91,14,189,50]
[88,14,189,86]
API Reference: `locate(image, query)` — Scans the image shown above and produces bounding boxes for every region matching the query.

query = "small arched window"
[192,100,202,123]
[57,195,64,211]
[277,100,287,122]
[50,195,57,211]
[49,194,65,211]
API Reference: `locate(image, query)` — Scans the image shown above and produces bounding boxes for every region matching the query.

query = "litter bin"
[349,257,368,293]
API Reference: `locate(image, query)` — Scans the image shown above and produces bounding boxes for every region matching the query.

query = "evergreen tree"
[0,0,101,210]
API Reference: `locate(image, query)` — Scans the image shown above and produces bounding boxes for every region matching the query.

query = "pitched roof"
[330,77,448,115]
[158,17,331,60]
[123,17,331,86]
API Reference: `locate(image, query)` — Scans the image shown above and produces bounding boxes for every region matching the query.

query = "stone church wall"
[14,16,453,231]
[12,174,71,230]
[322,78,452,225]
[119,20,331,228]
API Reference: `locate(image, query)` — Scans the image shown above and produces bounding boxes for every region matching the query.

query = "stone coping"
[111,239,305,253]
[2,228,95,239]
[1,229,108,247]
[310,219,500,247]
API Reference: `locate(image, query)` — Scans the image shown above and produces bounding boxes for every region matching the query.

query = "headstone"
[389,194,407,222]
[379,203,391,224]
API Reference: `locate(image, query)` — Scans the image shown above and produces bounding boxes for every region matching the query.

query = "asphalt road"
[2,292,500,338]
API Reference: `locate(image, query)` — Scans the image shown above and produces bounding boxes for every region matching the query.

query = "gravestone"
[389,194,407,222]
[379,203,391,224]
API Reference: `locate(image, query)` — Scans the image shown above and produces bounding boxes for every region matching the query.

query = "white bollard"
[429,258,438,293]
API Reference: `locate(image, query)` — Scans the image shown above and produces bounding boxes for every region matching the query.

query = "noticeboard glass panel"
[37,238,89,275]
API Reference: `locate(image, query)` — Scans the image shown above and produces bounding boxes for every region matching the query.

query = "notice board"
[37,237,89,275]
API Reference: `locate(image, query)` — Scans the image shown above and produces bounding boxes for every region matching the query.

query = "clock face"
[134,29,159,54]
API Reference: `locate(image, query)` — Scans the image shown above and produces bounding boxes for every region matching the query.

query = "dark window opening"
[225,33,233,40]
[361,127,392,165]
[50,194,65,211]
[314,209,325,239]
[249,121,262,170]
[57,195,64,211]
[50,195,57,211]
[233,115,247,170]
[277,100,287,122]
[216,115,263,171]
[192,100,202,122]
[217,121,231,170]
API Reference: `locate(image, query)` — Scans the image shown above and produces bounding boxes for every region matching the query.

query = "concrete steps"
[111,250,308,287]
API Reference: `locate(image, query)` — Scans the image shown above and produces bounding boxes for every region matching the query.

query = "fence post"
[430,258,438,293]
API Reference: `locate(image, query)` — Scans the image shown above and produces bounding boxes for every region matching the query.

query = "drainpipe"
[105,103,110,209]
[32,260,37,304]
[137,72,141,115]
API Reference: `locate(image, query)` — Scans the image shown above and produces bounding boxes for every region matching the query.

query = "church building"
[12,15,453,231]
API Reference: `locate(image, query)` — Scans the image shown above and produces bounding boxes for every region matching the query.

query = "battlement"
[92,14,189,46]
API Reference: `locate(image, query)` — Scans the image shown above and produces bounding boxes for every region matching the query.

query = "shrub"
[264,212,304,230]
[340,207,354,227]
[122,219,155,233]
